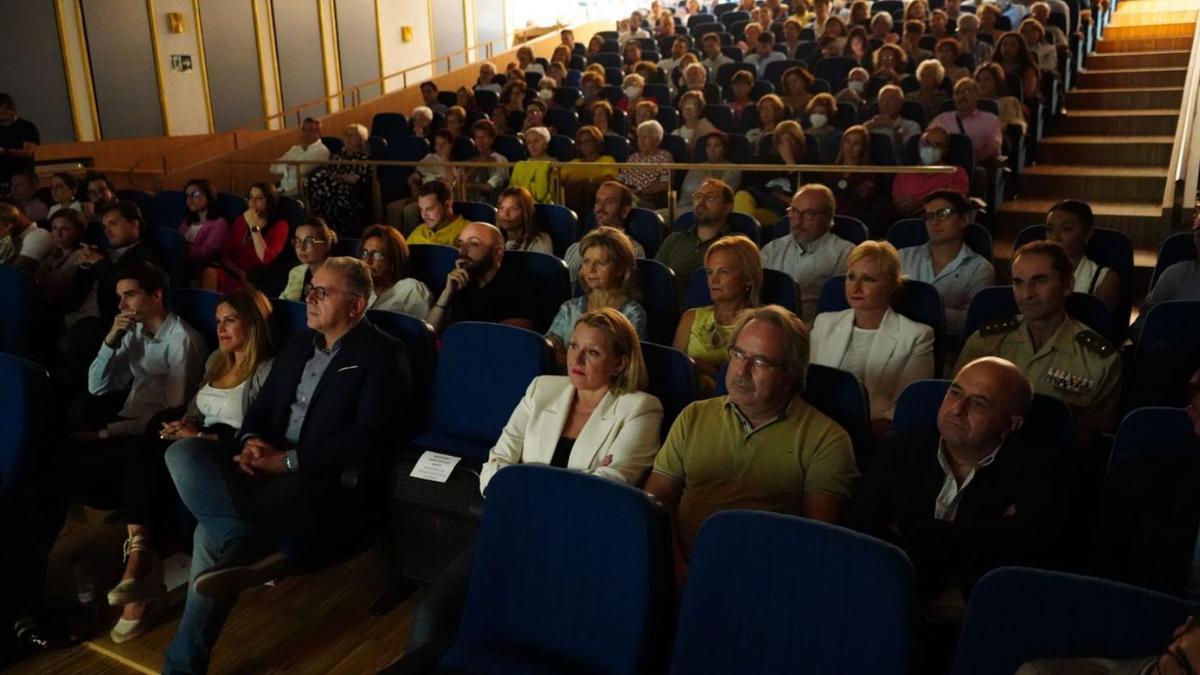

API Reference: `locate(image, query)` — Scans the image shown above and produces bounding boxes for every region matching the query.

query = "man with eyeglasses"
[163,256,410,674]
[270,117,330,197]
[657,178,735,303]
[760,183,855,322]
[427,221,536,335]
[1016,614,1200,675]
[407,180,469,247]
[848,357,1062,629]
[645,305,858,570]
[898,190,995,337]
[891,127,970,217]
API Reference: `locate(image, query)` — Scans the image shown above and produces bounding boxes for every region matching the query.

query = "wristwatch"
[98,429,110,440]
[284,450,299,473]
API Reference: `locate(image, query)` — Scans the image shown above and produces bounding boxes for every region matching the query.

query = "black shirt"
[550,437,576,468]
[0,118,40,179]
[451,263,536,326]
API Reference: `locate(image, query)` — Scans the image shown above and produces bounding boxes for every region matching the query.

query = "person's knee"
[164,438,210,481]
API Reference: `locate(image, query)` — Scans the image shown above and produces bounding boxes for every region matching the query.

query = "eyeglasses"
[293,236,328,249]
[185,190,205,199]
[727,345,786,371]
[359,250,388,262]
[923,207,957,222]
[787,206,829,219]
[307,285,361,302]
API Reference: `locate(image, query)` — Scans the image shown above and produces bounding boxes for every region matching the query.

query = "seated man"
[427,221,537,334]
[1135,212,1200,333]
[82,171,117,222]
[699,33,733,73]
[563,181,646,287]
[898,190,995,337]
[420,81,448,115]
[955,240,1121,447]
[0,201,53,272]
[1016,614,1200,675]
[162,257,410,673]
[930,78,1002,164]
[656,179,736,303]
[847,356,1062,616]
[645,305,859,566]
[7,169,48,222]
[746,32,785,77]
[759,183,855,322]
[406,180,470,246]
[269,117,330,196]
[892,127,971,217]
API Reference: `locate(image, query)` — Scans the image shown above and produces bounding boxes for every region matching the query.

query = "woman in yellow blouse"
[510,126,556,203]
[561,125,618,217]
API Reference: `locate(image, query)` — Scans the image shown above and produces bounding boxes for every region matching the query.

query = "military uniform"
[954,315,1122,443]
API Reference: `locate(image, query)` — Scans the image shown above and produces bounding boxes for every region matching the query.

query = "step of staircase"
[996,200,1166,248]
[1096,35,1193,52]
[1076,66,1188,88]
[1049,109,1179,135]
[1102,22,1196,40]
[1108,10,1199,26]
[1084,49,1191,68]
[1015,165,1168,203]
[1034,135,1175,166]
[1066,87,1183,110]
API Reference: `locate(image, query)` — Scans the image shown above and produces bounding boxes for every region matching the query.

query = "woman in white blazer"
[480,307,664,493]
[810,241,935,434]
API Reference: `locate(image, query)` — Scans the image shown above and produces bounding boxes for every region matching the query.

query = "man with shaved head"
[427,221,535,334]
[848,356,1063,618]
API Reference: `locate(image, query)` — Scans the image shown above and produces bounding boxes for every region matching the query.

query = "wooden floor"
[5,508,424,675]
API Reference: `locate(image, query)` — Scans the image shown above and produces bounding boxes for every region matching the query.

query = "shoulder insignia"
[979,317,1020,337]
[1075,330,1116,358]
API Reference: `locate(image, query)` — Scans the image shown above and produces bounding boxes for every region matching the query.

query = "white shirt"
[47,202,83,219]
[760,230,854,322]
[194,380,248,429]
[934,439,1001,522]
[899,242,996,336]
[564,236,645,288]
[87,313,207,437]
[504,231,554,255]
[701,54,734,73]
[370,277,433,319]
[746,51,786,77]
[1072,254,1110,295]
[838,326,877,382]
[13,224,53,262]
[271,141,331,195]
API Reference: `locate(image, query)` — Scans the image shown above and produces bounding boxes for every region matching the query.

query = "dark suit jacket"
[846,431,1064,597]
[240,318,411,474]
[70,240,162,321]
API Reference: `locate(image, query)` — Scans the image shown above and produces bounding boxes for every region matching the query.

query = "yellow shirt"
[408,215,469,247]
[685,306,737,368]
[510,160,556,203]
[559,155,618,183]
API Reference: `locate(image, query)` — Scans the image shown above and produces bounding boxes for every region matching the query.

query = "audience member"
[872,44,909,85]
[678,132,743,213]
[548,227,647,361]
[673,91,720,152]
[178,178,230,276]
[996,32,1041,102]
[657,179,737,302]
[561,125,618,217]
[306,124,372,235]
[898,190,994,336]
[734,120,807,225]
[646,305,859,566]
[510,126,556,203]
[496,186,553,254]
[420,81,449,114]
[811,241,935,429]
[700,33,733,72]
[1135,213,1200,331]
[746,94,785,150]
[360,224,432,319]
[46,172,82,219]
[727,71,757,124]
[1046,200,1120,312]
[0,93,39,191]
[427,221,537,334]
[935,39,971,85]
[747,32,785,77]
[35,209,89,308]
[622,121,673,209]
[0,201,52,272]
[7,169,47,222]
[563,181,645,287]
[474,62,503,95]
[270,117,330,196]
[931,78,1003,164]
[409,106,434,140]
[760,184,855,322]
[805,94,841,162]
[892,127,971,217]
[865,85,922,158]
[1015,616,1200,675]
[901,19,933,63]
[956,14,995,66]
[279,217,335,302]
[83,171,117,221]
[162,256,409,674]
[201,182,288,293]
[779,66,816,115]
[816,124,890,231]
[975,62,1028,133]
[522,99,551,134]
[406,180,469,246]
[1019,19,1058,73]
[907,59,953,127]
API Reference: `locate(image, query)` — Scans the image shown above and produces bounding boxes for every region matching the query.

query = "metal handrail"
[1163,8,1200,222]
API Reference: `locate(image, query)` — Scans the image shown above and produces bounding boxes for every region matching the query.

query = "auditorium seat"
[1149,231,1197,289]
[673,211,760,244]
[453,201,497,225]
[170,287,222,350]
[217,192,248,223]
[504,250,571,333]
[1106,406,1200,474]
[1126,300,1200,409]
[407,243,459,298]
[533,203,578,258]
[116,189,156,228]
[270,298,309,346]
[366,309,438,438]
[151,189,187,232]
[370,112,409,141]
[670,510,915,675]
[0,353,52,496]
[635,258,679,346]
[886,218,995,262]
[685,267,801,317]
[640,342,698,439]
[143,225,188,287]
[766,214,870,245]
[0,267,33,358]
[962,286,1114,344]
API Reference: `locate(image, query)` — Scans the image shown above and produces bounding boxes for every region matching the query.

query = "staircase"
[996,0,1197,262]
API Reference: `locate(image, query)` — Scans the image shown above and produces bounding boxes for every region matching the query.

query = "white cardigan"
[810,308,935,420]
[480,375,664,493]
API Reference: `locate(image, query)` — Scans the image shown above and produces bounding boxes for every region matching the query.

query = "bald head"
[460,221,502,248]
[940,357,1032,453]
[455,221,505,280]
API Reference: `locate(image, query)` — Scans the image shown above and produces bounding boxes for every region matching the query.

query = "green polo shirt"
[654,396,858,553]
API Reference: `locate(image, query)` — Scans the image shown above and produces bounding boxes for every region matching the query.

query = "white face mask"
[624,86,642,99]
[538,89,554,101]
[809,113,829,128]
[919,146,943,165]
[847,80,865,94]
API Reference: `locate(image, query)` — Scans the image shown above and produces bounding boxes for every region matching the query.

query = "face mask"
[624,86,642,99]
[809,113,828,128]
[848,80,865,94]
[919,146,943,165]
[538,89,554,101]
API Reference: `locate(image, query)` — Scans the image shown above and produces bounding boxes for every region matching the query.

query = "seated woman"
[628,99,660,145]
[178,178,230,277]
[804,93,842,162]
[677,131,743,215]
[360,223,432,319]
[561,125,618,217]
[978,2,1004,42]
[618,73,648,113]
[870,44,908,86]
[809,240,934,435]
[280,216,335,301]
[547,227,648,362]
[510,126,556,203]
[727,70,756,124]
[934,39,971,86]
[620,120,673,210]
[36,208,89,308]
[307,123,372,236]
[521,98,552,135]
[905,59,952,126]
[734,120,807,225]
[201,182,289,292]
[443,106,467,141]
[843,26,871,65]
[746,93,785,150]
[462,119,510,206]
[813,124,890,235]
[836,68,872,108]
[109,287,275,642]
[672,235,761,394]
[622,41,643,74]
[409,106,434,140]
[996,32,1041,104]
[589,100,620,138]
[1046,199,1121,312]
[1019,18,1058,75]
[975,62,1028,134]
[779,66,816,118]
[496,186,554,254]
[47,172,83,220]
[672,90,720,152]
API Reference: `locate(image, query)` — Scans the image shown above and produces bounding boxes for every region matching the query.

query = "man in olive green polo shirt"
[645,305,859,562]
[655,178,735,303]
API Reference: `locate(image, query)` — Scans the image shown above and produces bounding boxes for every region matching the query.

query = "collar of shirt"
[313,330,346,355]
[937,437,1001,487]
[723,396,799,437]
[921,241,977,278]
[139,313,178,343]
[1020,314,1074,359]
[687,224,731,247]
[795,230,835,256]
[110,242,138,261]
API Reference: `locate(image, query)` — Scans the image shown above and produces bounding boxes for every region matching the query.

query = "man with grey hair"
[760,184,855,322]
[162,255,410,674]
[956,13,995,64]
[645,304,859,564]
[848,356,1063,621]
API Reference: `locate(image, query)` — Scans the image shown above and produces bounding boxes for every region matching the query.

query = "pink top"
[929,108,1002,163]
[892,166,970,205]
[178,215,230,264]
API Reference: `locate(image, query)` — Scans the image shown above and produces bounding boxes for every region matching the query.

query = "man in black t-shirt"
[426,221,536,334]
[0,94,40,194]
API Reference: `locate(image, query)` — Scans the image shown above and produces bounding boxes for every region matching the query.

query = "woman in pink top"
[177,178,229,278]
[201,182,288,292]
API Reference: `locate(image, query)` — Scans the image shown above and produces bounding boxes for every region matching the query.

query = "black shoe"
[13,616,79,651]
[193,552,288,599]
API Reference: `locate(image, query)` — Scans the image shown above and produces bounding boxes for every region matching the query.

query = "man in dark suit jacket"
[163,257,410,674]
[847,357,1064,612]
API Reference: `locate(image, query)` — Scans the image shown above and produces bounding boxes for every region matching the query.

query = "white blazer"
[810,308,935,420]
[480,375,664,494]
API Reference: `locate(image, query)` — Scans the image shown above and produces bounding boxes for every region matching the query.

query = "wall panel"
[199,0,265,131]
[272,0,326,126]
[82,0,165,139]
[335,0,382,106]
[0,2,75,142]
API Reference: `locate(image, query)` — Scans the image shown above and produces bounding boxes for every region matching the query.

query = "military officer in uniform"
[954,240,1121,448]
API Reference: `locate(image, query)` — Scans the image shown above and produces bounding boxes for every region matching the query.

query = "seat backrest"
[814,56,859,89]
[1107,406,1200,474]
[703,103,736,132]
[951,567,1199,675]
[627,208,664,258]
[533,203,578,258]
[366,310,438,439]
[640,342,698,439]
[0,267,32,358]
[962,287,1115,344]
[546,107,580,137]
[445,465,673,675]
[117,189,157,228]
[143,225,187,287]
[152,190,188,231]
[217,193,248,225]
[453,201,497,225]
[406,243,459,298]
[1150,231,1197,289]
[269,298,310,347]
[887,218,994,261]
[493,134,527,162]
[764,59,804,86]
[504,249,572,333]
[670,510,916,675]
[833,215,870,244]
[370,112,408,139]
[672,211,760,244]
[637,258,679,346]
[603,134,631,162]
[171,287,223,351]
[0,353,50,496]
[548,134,577,162]
[805,363,873,462]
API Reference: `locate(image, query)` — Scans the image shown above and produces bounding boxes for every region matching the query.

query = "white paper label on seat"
[410,451,462,483]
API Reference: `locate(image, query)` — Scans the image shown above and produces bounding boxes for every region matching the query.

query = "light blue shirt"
[547,296,648,346]
[899,242,996,336]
